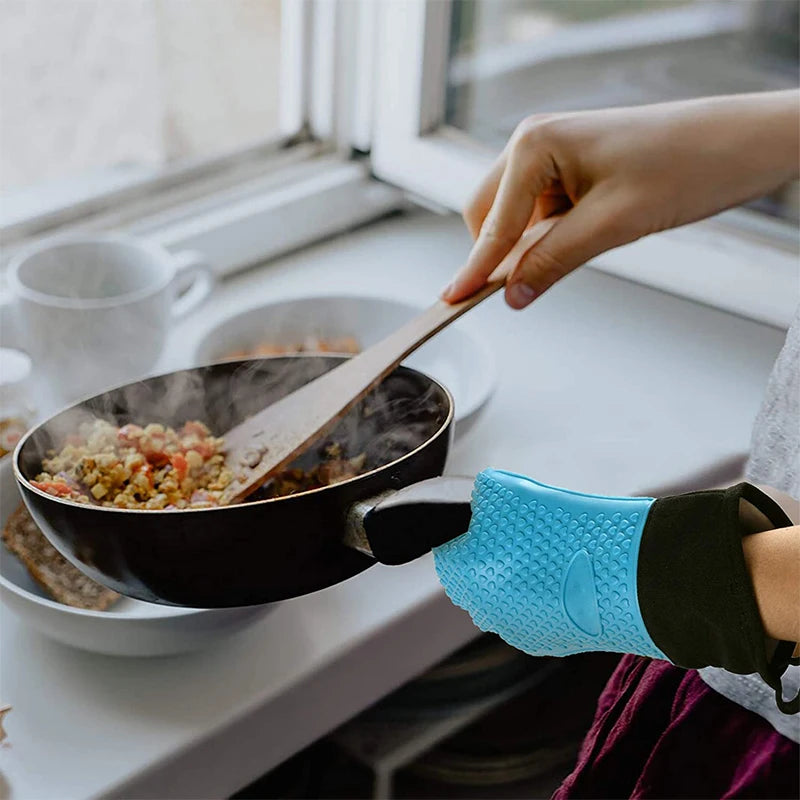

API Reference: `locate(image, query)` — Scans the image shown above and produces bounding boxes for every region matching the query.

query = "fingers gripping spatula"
[219,218,558,504]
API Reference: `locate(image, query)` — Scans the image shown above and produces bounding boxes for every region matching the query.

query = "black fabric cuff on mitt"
[638,482,799,715]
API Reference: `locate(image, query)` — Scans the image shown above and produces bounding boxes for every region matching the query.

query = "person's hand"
[442,91,799,309]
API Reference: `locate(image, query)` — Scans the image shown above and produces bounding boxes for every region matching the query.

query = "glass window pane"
[1,0,282,199]
[446,0,799,220]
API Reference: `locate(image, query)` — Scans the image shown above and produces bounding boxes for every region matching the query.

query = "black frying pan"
[14,356,471,608]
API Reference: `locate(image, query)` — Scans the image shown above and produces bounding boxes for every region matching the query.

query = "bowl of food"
[0,455,273,656]
[191,295,495,430]
[13,356,454,608]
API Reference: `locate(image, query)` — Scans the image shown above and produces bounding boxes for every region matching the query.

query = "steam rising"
[19,356,449,497]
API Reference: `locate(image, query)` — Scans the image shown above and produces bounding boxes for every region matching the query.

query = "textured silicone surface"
[433,469,666,660]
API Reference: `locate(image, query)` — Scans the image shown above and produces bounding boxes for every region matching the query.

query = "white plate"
[0,459,272,656]
[191,294,496,431]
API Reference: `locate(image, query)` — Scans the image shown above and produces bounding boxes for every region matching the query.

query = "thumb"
[504,194,625,310]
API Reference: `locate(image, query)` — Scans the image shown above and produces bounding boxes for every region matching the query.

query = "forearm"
[673,90,800,215]
[743,525,800,649]
[705,481,800,654]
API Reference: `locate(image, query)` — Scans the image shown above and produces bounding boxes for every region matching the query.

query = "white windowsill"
[1,156,404,279]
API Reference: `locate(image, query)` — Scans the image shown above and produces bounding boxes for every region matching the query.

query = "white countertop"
[0,210,787,799]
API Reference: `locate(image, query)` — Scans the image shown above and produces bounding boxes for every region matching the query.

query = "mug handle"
[170,250,215,319]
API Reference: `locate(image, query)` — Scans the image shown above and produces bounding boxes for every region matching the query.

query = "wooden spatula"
[219,217,558,504]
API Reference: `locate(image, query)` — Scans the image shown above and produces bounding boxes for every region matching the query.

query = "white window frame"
[369,0,799,329]
[1,0,404,278]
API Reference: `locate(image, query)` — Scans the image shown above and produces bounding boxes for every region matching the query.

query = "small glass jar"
[0,348,35,458]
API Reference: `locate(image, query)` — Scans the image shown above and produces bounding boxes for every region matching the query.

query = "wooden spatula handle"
[355,277,503,370]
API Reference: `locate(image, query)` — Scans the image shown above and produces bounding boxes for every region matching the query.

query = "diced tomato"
[146,451,169,467]
[170,453,188,483]
[182,421,208,438]
[31,480,74,497]
[139,446,167,467]
[192,440,216,460]
[141,434,168,466]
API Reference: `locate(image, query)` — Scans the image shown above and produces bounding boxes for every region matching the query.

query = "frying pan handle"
[344,476,474,565]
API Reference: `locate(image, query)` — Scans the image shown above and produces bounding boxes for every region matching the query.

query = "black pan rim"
[13,354,455,516]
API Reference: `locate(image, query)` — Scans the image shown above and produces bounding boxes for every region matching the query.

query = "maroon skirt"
[554,655,799,799]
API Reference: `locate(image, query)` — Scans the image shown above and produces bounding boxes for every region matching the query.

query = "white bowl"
[192,294,496,431]
[0,459,272,656]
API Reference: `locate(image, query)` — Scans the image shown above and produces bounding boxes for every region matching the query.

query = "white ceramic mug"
[1,234,214,403]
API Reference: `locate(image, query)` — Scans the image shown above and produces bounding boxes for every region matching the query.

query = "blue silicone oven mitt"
[432,469,664,659]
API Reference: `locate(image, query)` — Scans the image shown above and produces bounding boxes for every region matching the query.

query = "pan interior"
[18,356,451,501]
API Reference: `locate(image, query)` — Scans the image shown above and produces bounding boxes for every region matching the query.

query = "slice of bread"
[2,503,119,611]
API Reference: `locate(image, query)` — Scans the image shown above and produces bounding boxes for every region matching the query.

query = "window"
[445,0,799,221]
[3,0,797,325]
[1,1,285,217]
[370,0,800,327]
[1,0,401,277]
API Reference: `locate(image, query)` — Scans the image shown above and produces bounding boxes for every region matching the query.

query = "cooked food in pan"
[225,336,360,359]
[32,419,232,509]
[2,503,119,610]
[260,442,367,499]
[30,418,377,509]
[26,356,448,514]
